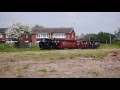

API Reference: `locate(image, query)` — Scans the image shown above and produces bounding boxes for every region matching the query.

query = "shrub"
[0,43,18,52]
[113,40,120,46]
[30,44,39,50]
[0,44,12,51]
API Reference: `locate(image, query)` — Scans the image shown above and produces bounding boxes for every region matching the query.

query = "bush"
[113,40,120,46]
[14,42,30,48]
[30,44,39,50]
[0,43,40,52]
[18,44,40,51]
[0,44,12,51]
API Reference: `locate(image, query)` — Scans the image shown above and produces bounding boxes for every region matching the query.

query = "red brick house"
[0,28,7,43]
[0,28,30,44]
[31,28,76,44]
[0,27,76,45]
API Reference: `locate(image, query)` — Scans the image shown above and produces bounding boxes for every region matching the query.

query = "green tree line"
[77,28,120,45]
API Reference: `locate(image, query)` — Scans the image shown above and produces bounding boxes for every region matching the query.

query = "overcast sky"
[0,12,120,35]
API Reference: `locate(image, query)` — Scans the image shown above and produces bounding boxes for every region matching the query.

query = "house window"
[36,33,48,38]
[53,33,65,38]
[0,34,3,38]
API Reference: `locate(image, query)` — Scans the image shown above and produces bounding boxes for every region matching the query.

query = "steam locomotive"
[39,38,100,49]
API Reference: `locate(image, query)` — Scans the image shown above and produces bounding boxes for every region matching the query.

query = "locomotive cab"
[39,38,57,49]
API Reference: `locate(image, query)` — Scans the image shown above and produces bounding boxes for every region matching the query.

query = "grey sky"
[0,12,120,35]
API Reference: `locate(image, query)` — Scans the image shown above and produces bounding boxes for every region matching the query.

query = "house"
[0,28,7,43]
[0,28,30,44]
[0,27,76,45]
[31,28,76,44]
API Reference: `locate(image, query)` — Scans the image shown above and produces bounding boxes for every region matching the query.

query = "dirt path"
[0,50,120,78]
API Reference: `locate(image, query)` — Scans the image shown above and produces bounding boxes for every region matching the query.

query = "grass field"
[0,43,120,52]
[0,49,115,60]
[0,44,120,78]
[99,44,120,49]
[0,44,120,60]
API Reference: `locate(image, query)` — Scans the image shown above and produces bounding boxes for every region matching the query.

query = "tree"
[6,22,30,47]
[96,31,114,44]
[32,25,44,30]
[75,34,85,39]
[114,27,120,40]
[113,28,120,45]
[85,33,97,41]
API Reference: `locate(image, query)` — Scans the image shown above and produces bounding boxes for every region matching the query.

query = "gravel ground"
[0,50,120,78]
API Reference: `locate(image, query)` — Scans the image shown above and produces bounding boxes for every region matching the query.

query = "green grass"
[88,70,100,77]
[99,44,120,49]
[0,44,40,52]
[0,49,115,60]
[1,43,120,52]
[50,69,57,72]
[16,68,25,78]
[20,49,109,59]
[38,69,48,73]
[37,69,57,73]
[22,64,30,69]
[0,44,16,52]
[3,65,11,71]
[16,74,24,78]
[1,43,120,60]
